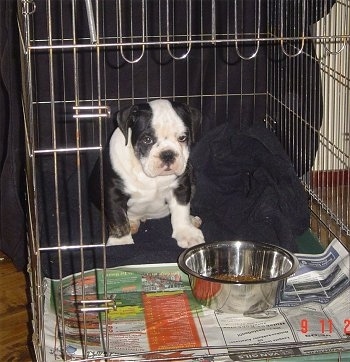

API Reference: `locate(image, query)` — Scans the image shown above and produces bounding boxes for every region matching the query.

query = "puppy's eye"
[142,135,154,145]
[178,135,187,143]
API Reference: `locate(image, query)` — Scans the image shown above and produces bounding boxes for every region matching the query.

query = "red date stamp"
[300,319,350,334]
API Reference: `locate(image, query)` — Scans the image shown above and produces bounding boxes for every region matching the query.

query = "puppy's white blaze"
[149,99,186,130]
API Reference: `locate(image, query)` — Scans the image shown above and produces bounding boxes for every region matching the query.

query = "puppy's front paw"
[173,225,205,248]
[107,234,134,246]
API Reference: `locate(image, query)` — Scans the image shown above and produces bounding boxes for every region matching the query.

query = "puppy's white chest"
[126,176,177,220]
[109,128,180,221]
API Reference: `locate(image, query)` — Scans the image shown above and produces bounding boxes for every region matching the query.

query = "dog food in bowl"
[178,240,299,314]
[212,274,263,282]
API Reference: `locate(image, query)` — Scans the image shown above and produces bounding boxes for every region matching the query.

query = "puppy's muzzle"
[160,150,177,166]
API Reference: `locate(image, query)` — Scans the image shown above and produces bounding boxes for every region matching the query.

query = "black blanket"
[191,123,310,252]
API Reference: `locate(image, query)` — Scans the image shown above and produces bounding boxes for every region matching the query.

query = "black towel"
[190,123,310,252]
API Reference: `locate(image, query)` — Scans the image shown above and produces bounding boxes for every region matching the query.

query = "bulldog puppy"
[90,99,205,248]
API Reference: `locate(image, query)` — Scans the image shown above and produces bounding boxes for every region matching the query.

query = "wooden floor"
[0,252,33,362]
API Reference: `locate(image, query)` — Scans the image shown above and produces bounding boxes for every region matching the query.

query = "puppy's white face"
[136,100,190,177]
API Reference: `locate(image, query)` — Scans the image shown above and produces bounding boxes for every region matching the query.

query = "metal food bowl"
[178,240,299,314]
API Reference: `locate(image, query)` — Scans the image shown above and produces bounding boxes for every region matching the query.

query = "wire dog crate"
[18,0,349,361]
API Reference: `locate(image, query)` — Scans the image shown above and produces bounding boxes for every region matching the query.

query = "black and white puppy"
[90,99,204,248]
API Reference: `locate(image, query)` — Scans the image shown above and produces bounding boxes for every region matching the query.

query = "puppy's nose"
[160,150,176,164]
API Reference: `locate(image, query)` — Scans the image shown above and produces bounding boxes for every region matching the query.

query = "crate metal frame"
[18,0,350,361]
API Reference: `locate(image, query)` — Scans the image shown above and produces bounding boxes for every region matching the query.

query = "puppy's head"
[116,99,201,177]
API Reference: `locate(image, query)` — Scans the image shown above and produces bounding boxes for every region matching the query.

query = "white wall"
[313,1,349,171]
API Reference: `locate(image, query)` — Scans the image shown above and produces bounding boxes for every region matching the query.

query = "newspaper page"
[43,238,350,361]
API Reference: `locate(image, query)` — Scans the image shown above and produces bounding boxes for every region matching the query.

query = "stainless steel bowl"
[178,240,299,314]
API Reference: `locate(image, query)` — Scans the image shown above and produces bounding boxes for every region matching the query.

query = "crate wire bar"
[18,0,350,361]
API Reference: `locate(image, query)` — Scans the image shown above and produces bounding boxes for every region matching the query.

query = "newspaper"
[43,238,350,361]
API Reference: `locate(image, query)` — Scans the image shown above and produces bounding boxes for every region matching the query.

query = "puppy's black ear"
[172,102,202,143]
[116,105,139,145]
